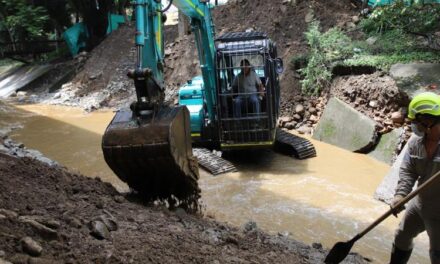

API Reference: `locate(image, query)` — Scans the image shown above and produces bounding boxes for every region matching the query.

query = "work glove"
[390,194,405,217]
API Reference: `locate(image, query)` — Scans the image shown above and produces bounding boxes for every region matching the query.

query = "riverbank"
[0,136,368,264]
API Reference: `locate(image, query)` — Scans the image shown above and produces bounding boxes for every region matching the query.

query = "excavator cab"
[215,32,282,149]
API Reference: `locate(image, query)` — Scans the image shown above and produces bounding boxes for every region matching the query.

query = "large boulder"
[390,63,440,98]
[313,97,378,152]
[368,128,404,165]
[374,135,417,204]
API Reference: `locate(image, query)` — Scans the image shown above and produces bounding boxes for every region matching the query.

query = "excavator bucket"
[102,106,200,206]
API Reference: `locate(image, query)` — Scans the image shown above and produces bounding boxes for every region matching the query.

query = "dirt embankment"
[0,148,368,264]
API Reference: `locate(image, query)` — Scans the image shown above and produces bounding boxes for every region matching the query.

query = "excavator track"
[274,129,316,159]
[102,107,200,206]
[193,148,237,175]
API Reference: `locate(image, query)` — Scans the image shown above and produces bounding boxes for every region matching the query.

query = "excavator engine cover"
[102,106,200,204]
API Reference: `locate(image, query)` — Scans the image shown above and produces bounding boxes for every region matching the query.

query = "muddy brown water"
[1,103,430,263]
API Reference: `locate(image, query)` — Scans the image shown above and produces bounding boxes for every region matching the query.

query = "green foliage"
[360,0,440,34]
[342,52,440,71]
[0,0,49,43]
[300,22,354,95]
[353,29,419,55]
[289,53,309,71]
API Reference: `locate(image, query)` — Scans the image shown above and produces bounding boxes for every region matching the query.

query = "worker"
[389,92,440,264]
[231,59,264,118]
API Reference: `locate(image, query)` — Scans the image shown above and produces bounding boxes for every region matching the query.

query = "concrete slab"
[374,134,417,204]
[0,64,53,98]
[312,97,378,152]
[368,128,404,165]
[390,63,440,98]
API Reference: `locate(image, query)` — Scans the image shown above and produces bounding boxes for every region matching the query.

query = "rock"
[39,219,60,230]
[309,107,317,115]
[113,195,125,203]
[243,221,257,232]
[16,91,27,97]
[366,37,377,45]
[374,116,384,123]
[297,125,312,135]
[389,63,440,98]
[313,97,378,152]
[89,221,110,240]
[295,104,305,115]
[384,119,393,126]
[369,128,404,165]
[369,100,378,108]
[284,121,297,130]
[309,115,318,123]
[0,209,18,218]
[346,22,356,29]
[305,11,314,23]
[312,242,323,249]
[390,111,405,125]
[18,217,58,240]
[97,215,118,232]
[375,135,417,204]
[88,72,102,80]
[21,237,43,257]
[0,251,4,258]
[9,92,17,98]
[174,208,187,219]
[302,109,309,118]
[66,217,82,229]
[279,116,292,126]
[293,114,302,121]
[164,48,172,56]
[352,15,360,23]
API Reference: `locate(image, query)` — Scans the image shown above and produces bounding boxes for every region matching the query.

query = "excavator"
[102,0,316,203]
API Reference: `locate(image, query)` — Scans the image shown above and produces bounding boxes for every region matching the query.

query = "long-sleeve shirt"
[396,135,440,216]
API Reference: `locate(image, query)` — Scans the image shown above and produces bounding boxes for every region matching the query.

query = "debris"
[20,237,43,257]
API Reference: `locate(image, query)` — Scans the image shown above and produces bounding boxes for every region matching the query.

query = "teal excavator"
[102,0,316,202]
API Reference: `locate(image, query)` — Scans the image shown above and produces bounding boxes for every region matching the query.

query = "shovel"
[324,169,440,264]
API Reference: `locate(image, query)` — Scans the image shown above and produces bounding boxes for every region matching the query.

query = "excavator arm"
[102,0,218,208]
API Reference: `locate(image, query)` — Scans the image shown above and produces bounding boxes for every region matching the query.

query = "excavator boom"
[102,0,204,206]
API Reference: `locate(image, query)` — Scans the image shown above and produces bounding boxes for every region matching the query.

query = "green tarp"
[62,22,88,57]
[63,13,126,56]
[367,0,440,6]
[106,14,126,34]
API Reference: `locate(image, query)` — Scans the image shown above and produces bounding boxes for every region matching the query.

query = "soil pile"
[279,72,410,135]
[0,150,367,264]
[71,25,135,98]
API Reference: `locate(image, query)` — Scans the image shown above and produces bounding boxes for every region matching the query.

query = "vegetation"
[360,1,440,34]
[0,0,50,43]
[299,22,353,95]
[0,0,128,62]
[297,1,440,95]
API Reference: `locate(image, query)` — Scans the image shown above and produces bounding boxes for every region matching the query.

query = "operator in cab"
[231,59,265,118]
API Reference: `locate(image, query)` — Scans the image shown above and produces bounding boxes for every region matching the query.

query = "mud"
[0,146,368,264]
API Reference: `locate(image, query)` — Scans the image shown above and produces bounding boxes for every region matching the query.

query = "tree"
[0,0,49,45]
[33,0,72,37]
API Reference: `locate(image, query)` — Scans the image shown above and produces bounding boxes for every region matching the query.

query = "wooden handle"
[356,169,440,239]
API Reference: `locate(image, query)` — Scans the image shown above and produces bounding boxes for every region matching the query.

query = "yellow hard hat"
[408,92,440,120]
